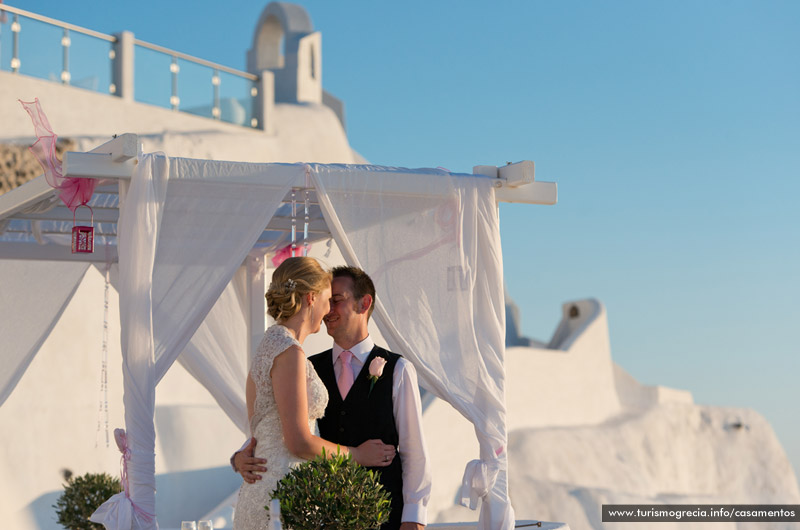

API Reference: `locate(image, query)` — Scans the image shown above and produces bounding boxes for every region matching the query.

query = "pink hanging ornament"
[71,205,94,253]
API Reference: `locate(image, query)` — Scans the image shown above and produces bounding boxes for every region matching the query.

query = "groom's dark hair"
[331,266,376,319]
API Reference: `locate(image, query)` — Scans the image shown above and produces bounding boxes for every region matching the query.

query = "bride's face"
[310,285,332,333]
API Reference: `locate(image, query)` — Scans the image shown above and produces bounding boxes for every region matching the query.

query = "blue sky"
[7,0,799,482]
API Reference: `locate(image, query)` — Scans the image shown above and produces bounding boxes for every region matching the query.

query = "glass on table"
[198,521,214,530]
[181,522,197,530]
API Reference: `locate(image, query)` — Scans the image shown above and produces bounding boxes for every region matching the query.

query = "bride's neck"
[280,313,312,344]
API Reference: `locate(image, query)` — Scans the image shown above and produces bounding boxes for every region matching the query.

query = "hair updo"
[266,257,331,322]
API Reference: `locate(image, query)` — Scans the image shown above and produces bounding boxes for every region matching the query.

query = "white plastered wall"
[0,267,247,529]
[0,72,352,164]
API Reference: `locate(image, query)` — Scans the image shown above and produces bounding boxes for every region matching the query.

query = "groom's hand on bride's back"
[232,437,268,483]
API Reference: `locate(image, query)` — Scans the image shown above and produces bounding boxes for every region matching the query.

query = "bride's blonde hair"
[266,257,331,321]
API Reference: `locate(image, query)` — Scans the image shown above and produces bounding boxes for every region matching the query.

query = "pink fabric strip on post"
[19,98,96,211]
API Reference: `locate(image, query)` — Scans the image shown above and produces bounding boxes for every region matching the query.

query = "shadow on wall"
[156,467,241,527]
[25,490,61,530]
[567,487,606,530]
[25,467,241,530]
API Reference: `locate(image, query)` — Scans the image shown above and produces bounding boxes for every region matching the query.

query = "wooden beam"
[0,177,57,222]
[63,141,558,208]
[63,152,136,180]
[68,136,560,215]
[474,162,556,205]
[495,181,557,205]
[0,241,118,262]
[498,160,535,187]
[62,133,139,180]
[14,206,119,223]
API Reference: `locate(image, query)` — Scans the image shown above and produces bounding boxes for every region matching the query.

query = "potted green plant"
[53,471,122,530]
[271,449,391,530]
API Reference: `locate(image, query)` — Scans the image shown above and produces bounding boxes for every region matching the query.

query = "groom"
[234,266,431,530]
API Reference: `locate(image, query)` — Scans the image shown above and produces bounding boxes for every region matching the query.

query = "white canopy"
[0,135,557,530]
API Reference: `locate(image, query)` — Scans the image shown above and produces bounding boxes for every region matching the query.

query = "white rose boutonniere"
[368,357,387,396]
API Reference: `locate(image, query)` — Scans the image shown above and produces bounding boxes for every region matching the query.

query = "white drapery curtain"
[104,264,251,437]
[311,164,514,530]
[0,260,89,407]
[91,155,302,530]
[176,266,250,435]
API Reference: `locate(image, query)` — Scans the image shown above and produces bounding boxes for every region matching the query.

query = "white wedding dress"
[233,324,329,530]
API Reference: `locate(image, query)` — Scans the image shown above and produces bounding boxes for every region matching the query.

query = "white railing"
[134,38,259,127]
[0,3,265,129]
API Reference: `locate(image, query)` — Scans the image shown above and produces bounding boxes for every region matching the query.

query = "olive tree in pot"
[53,471,122,530]
[271,449,391,530]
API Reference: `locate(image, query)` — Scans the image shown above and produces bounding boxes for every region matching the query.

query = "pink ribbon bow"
[114,428,155,522]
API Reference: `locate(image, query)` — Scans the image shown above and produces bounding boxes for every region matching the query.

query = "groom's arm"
[231,437,267,483]
[393,358,432,528]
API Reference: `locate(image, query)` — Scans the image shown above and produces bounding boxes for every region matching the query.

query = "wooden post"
[246,252,267,368]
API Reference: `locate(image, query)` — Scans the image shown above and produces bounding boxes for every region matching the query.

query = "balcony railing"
[0,3,264,129]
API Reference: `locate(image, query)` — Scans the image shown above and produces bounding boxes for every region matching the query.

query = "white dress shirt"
[333,336,432,525]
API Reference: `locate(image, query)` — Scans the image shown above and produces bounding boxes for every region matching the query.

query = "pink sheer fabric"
[19,98,96,211]
[270,243,294,267]
[270,242,312,267]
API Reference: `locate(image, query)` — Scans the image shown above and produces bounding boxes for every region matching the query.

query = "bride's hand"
[349,439,396,467]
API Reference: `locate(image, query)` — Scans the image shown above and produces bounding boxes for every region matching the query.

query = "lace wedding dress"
[233,324,329,530]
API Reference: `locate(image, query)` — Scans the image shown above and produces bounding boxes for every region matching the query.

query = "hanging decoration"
[19,98,97,253]
[272,187,312,266]
[290,188,297,256]
[95,262,111,448]
[71,205,94,253]
[303,189,310,256]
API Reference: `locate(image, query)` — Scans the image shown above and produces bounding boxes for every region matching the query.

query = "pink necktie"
[337,350,355,399]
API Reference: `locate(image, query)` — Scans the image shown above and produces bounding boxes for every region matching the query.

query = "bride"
[233,257,396,530]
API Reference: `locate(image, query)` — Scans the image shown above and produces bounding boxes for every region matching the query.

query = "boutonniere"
[368,357,387,396]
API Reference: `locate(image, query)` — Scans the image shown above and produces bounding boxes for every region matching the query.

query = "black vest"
[309,347,404,530]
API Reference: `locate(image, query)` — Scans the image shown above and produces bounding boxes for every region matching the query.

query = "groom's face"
[323,276,366,342]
